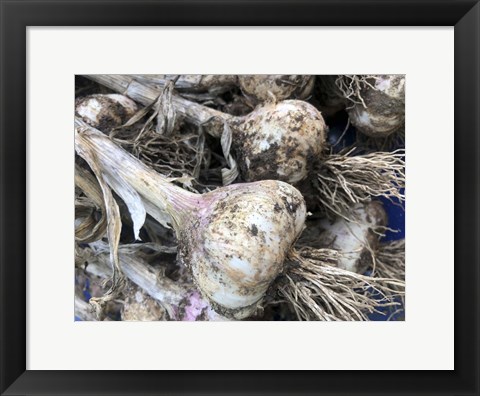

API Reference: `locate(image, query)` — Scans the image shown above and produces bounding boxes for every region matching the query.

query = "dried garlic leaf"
[75,127,126,318]
[75,117,173,230]
[103,172,146,241]
[220,121,239,185]
[75,164,107,242]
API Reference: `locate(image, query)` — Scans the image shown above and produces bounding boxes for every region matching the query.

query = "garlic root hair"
[315,149,405,220]
[335,75,380,108]
[372,240,405,280]
[279,249,404,321]
[371,239,405,303]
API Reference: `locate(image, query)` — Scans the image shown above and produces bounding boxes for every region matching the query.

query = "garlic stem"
[85,74,229,137]
[75,117,199,229]
[131,74,238,93]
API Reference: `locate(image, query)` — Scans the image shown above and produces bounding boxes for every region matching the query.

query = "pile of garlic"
[74,74,405,322]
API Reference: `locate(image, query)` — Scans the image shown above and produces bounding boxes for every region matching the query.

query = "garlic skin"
[317,201,387,273]
[232,100,327,184]
[238,75,315,102]
[177,180,307,319]
[75,94,138,130]
[347,75,405,138]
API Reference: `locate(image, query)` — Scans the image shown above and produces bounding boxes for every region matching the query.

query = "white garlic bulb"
[347,75,405,138]
[316,201,387,273]
[75,94,138,130]
[231,100,327,184]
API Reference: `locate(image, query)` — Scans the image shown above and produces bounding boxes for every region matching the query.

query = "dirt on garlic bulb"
[231,99,327,183]
[346,75,405,138]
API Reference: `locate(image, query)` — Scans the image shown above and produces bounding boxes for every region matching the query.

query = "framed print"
[1,1,478,395]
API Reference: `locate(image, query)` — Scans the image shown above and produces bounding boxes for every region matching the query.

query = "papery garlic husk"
[238,75,315,102]
[75,120,307,320]
[316,201,387,274]
[231,100,327,184]
[75,93,138,130]
[346,75,405,138]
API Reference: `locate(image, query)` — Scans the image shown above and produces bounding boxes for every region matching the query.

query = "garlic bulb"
[85,74,327,185]
[231,100,327,183]
[238,75,315,102]
[316,201,387,273]
[177,180,306,319]
[75,94,138,130]
[346,75,405,137]
[75,119,307,319]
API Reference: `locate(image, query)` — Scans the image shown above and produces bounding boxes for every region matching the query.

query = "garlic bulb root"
[278,247,403,321]
[315,149,405,219]
[372,239,406,302]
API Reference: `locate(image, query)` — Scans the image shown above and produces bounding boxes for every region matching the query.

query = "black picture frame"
[1,1,478,395]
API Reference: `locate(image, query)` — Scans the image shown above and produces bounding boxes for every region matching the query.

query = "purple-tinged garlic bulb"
[238,75,315,103]
[75,94,138,130]
[177,180,306,319]
[316,201,387,274]
[346,75,405,138]
[75,119,307,319]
